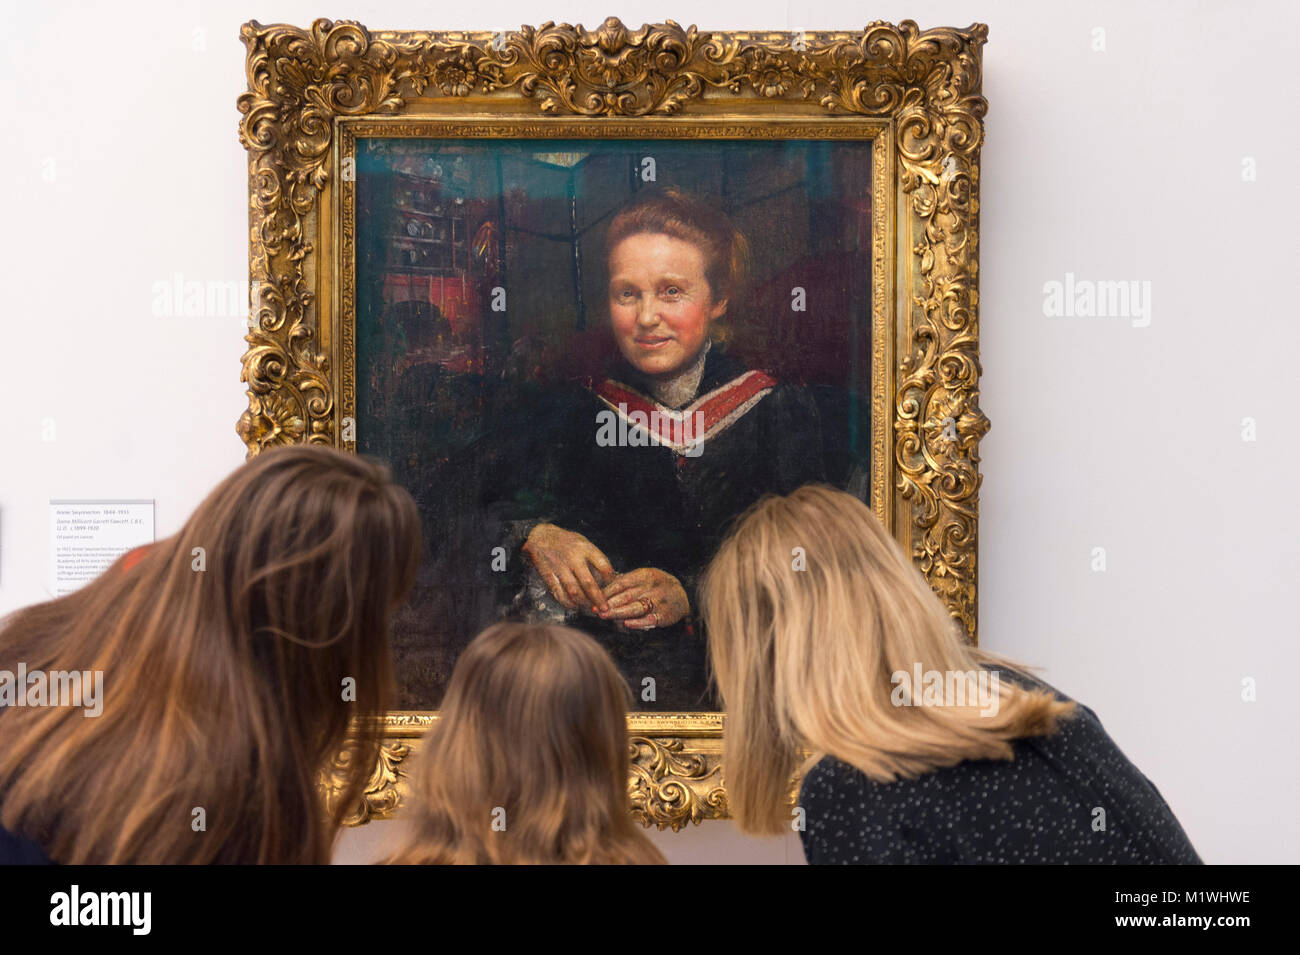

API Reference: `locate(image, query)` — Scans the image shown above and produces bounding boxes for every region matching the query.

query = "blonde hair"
[699,483,1077,835]
[0,446,421,863]
[384,623,667,865]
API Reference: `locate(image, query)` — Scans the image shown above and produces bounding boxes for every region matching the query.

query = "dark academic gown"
[491,345,827,710]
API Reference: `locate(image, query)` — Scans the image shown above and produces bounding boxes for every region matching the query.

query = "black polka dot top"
[798,665,1203,864]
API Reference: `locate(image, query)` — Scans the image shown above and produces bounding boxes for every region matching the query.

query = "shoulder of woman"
[982,663,1107,737]
[766,380,819,408]
[982,662,1074,700]
[0,822,54,865]
[752,384,822,446]
[799,755,891,803]
[707,367,815,415]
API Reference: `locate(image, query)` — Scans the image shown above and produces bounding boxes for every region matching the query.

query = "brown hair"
[699,484,1077,836]
[0,445,422,863]
[605,186,750,310]
[384,622,667,865]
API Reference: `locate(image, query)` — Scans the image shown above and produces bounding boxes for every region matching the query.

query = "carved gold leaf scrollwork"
[321,740,412,827]
[889,27,989,639]
[628,737,726,831]
[239,16,989,824]
[321,725,727,831]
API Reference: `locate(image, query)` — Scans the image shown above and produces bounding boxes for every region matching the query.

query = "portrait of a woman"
[500,188,827,709]
[357,139,873,709]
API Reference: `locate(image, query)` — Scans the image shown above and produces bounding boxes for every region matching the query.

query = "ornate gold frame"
[237,17,990,829]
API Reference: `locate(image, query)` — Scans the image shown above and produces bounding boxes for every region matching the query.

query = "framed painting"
[236,17,990,828]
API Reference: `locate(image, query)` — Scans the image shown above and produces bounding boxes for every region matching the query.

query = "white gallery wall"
[1,0,1295,864]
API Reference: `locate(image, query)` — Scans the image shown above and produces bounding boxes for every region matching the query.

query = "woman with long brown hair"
[699,483,1201,864]
[0,445,421,864]
[384,622,666,865]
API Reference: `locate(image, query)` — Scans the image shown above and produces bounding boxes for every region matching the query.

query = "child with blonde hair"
[384,622,666,865]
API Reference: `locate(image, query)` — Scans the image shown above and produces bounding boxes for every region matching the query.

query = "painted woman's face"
[607,233,727,379]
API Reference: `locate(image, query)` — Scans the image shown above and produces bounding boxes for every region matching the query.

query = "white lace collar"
[647,339,712,409]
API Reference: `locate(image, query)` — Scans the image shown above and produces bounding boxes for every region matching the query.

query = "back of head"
[386,623,666,865]
[700,483,1076,835]
[0,445,422,863]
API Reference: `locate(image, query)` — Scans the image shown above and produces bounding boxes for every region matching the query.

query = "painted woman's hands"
[599,568,690,630]
[522,526,690,630]
[522,523,616,614]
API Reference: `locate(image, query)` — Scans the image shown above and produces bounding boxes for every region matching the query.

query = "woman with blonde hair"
[0,445,422,864]
[384,622,666,865]
[699,483,1201,864]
